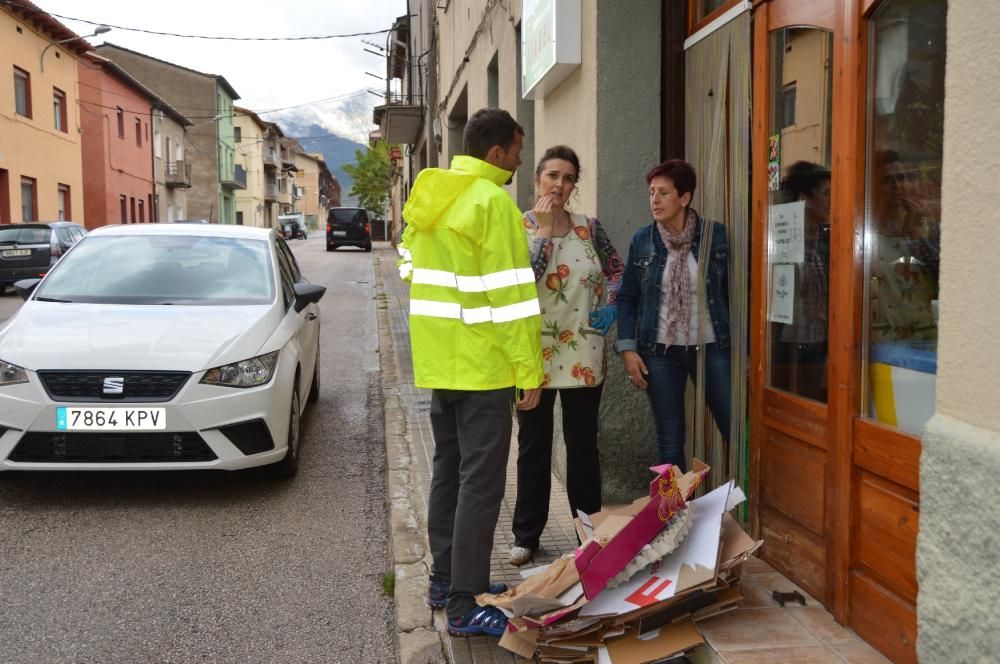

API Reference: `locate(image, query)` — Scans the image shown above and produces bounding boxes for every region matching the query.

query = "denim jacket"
[614,212,731,353]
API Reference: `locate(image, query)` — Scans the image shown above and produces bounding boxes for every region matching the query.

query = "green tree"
[343,142,392,215]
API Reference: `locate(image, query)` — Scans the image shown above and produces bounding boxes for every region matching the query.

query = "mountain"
[271,95,374,206]
[287,124,366,206]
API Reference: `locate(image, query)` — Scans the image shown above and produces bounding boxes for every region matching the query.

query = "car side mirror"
[13,278,41,301]
[293,282,326,313]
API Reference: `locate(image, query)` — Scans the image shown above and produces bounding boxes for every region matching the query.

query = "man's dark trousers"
[427,387,512,620]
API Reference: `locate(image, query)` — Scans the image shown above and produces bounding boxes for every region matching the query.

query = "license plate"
[56,407,166,431]
[2,249,31,257]
[332,230,347,236]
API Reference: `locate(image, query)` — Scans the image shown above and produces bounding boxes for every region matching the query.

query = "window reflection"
[864,0,946,435]
[766,27,834,404]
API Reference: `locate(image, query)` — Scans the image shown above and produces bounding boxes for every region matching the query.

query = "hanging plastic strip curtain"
[683,11,751,501]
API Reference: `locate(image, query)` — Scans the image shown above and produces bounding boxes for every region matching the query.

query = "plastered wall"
[918,2,1000,660]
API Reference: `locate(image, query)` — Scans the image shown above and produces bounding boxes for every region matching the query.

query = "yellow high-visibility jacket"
[398,155,543,391]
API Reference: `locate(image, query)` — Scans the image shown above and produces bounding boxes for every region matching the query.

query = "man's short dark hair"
[646,159,697,199]
[463,108,524,160]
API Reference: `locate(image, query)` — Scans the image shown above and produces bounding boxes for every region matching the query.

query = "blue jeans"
[641,343,732,472]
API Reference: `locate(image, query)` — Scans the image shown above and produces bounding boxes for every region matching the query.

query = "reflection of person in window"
[774,161,830,402]
[870,150,938,343]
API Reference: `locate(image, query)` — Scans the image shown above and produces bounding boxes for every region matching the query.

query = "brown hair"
[535,145,581,181]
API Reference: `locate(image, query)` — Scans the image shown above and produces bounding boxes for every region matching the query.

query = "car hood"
[0,302,279,371]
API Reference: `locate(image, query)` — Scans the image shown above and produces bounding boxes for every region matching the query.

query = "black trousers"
[427,387,513,619]
[512,385,603,550]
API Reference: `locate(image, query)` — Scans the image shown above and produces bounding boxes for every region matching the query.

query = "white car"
[0,224,324,477]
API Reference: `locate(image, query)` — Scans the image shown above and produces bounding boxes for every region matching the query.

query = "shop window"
[765,27,835,404]
[58,184,70,221]
[138,199,145,223]
[862,0,946,436]
[14,67,31,118]
[53,88,67,132]
[20,177,37,222]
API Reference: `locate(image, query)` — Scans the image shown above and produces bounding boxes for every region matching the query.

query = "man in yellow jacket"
[398,108,543,637]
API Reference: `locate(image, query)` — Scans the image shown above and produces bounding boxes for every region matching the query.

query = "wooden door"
[749,0,840,608]
[750,1,933,662]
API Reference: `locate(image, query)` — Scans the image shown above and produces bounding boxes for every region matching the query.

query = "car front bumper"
[0,368,294,471]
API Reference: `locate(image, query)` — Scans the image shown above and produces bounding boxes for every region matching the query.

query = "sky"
[34,0,408,143]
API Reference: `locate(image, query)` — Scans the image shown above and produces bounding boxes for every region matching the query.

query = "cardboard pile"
[479,462,761,664]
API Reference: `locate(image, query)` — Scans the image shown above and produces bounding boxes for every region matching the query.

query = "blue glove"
[589,306,616,336]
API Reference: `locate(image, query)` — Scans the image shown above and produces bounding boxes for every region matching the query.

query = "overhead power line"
[7,1,390,40]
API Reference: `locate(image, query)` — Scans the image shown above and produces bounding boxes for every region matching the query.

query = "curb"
[375,250,447,664]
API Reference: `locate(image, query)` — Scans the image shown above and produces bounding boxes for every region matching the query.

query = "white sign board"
[769,264,795,324]
[768,201,805,264]
[522,0,581,100]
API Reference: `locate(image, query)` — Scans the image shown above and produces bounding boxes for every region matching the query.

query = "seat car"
[327,207,372,252]
[0,222,87,291]
[0,225,325,477]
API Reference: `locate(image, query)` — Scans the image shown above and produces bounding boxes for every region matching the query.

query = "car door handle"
[306,312,317,321]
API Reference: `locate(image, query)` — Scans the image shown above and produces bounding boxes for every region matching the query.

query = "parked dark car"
[280,220,306,240]
[327,207,372,252]
[0,222,87,291]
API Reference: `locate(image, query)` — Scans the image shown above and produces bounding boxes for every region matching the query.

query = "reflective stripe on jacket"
[399,155,543,391]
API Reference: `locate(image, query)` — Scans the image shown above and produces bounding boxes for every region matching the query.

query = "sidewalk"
[373,244,889,664]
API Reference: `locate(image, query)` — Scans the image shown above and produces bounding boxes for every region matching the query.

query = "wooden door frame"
[749,0,867,624]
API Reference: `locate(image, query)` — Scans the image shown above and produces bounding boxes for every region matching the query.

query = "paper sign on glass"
[769,264,795,324]
[769,201,805,264]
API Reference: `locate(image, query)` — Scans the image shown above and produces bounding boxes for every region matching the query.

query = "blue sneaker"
[447,605,509,638]
[427,577,508,609]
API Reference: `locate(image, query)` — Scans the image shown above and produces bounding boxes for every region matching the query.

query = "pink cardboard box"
[574,461,708,599]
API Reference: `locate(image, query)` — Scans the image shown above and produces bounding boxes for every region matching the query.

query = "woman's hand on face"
[532,194,556,237]
[622,351,649,390]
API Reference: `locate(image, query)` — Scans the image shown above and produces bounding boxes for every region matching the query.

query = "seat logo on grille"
[102,377,125,395]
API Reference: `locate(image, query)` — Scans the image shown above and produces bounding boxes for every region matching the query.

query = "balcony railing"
[222,165,247,190]
[165,161,191,189]
[265,183,278,201]
[264,149,279,168]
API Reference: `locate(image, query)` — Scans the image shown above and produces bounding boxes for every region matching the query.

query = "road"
[0,237,394,663]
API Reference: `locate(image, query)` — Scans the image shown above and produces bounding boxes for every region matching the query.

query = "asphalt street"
[0,237,394,663]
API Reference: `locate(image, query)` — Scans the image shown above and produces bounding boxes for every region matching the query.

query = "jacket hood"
[403,156,513,232]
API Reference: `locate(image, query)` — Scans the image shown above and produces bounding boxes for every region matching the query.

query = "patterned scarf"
[656,209,697,345]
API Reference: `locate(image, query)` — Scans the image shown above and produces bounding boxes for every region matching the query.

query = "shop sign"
[522,0,581,100]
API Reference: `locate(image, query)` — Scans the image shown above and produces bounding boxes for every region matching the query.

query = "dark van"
[327,207,372,252]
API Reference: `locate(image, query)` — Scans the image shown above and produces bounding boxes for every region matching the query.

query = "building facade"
[77,54,157,228]
[379,1,987,661]
[0,1,87,224]
[94,44,242,224]
[233,107,269,228]
[152,102,192,223]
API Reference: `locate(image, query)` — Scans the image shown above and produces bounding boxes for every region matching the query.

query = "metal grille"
[37,371,191,402]
[8,432,216,463]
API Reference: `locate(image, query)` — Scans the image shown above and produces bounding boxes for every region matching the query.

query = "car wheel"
[270,385,301,478]
[307,352,320,404]
[364,242,372,252]
[327,244,337,252]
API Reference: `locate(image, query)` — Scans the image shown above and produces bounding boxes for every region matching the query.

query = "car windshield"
[34,235,275,305]
[0,227,49,244]
[331,209,364,224]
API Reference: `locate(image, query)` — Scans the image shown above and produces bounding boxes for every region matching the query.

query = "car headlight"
[200,351,279,388]
[0,359,28,386]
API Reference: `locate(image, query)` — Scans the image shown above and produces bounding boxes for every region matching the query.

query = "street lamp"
[40,25,112,72]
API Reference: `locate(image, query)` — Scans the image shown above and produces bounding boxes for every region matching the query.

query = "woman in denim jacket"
[614,159,731,472]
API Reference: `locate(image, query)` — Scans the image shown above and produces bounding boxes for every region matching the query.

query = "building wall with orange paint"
[78,59,154,228]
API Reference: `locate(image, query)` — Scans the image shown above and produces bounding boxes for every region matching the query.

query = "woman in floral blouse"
[510,145,624,566]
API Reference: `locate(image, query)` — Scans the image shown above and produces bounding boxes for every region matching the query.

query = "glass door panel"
[765,27,834,404]
[862,0,946,435]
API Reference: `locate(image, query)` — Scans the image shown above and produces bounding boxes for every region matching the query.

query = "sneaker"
[509,545,535,566]
[427,577,509,609]
[447,605,509,638]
